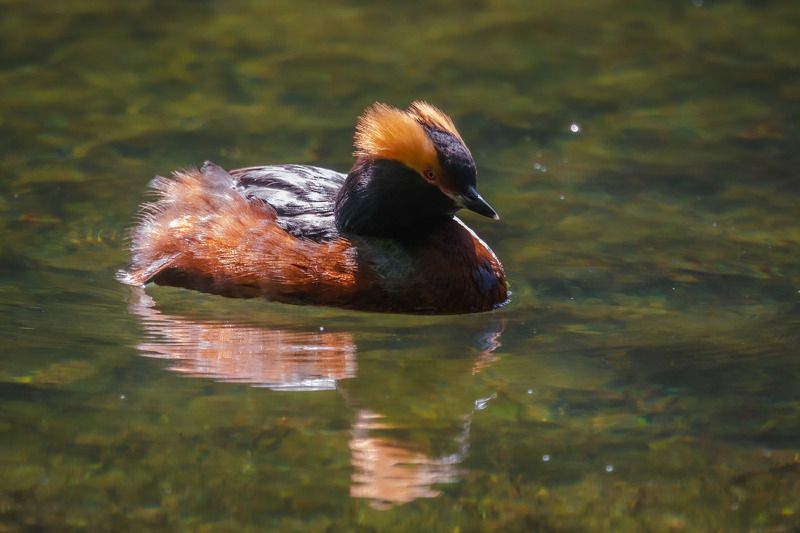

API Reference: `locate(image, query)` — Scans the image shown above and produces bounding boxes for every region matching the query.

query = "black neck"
[334,159,457,240]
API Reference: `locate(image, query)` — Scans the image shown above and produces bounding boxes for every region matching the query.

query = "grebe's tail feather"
[121,162,278,287]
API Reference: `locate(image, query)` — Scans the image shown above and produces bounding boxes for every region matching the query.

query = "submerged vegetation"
[1,0,798,529]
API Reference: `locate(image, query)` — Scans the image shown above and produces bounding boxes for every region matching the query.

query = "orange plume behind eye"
[353,101,467,178]
[407,101,464,143]
[353,103,438,175]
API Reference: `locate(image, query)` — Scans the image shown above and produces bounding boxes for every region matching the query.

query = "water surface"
[1,0,799,530]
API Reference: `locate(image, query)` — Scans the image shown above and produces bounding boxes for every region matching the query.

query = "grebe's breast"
[347,218,508,313]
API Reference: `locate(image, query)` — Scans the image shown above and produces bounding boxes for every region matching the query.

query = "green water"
[2,0,799,530]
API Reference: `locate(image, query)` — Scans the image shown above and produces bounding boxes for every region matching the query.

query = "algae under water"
[1,0,799,530]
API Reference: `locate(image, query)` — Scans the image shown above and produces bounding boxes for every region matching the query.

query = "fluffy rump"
[118,162,362,303]
[119,162,276,286]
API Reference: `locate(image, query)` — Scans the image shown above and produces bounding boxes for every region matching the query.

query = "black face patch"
[421,125,477,193]
[335,159,457,240]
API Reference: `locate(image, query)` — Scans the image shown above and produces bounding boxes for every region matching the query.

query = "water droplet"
[533,162,548,173]
[319,326,325,331]
[569,123,581,133]
[120,394,126,400]
[527,389,534,395]
[542,454,551,462]
[605,464,614,473]
[475,393,496,410]
[559,194,565,201]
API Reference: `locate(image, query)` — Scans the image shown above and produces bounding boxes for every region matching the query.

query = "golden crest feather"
[407,101,464,142]
[353,103,436,173]
[353,101,465,174]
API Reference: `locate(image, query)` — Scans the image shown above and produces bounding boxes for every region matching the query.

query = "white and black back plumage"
[230,164,345,241]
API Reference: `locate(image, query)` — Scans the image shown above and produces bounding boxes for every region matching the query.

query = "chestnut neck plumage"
[334,158,458,240]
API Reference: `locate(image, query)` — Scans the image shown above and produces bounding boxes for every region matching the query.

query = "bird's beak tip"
[456,187,499,220]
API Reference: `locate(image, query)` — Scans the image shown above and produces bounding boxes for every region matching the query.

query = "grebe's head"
[352,101,498,220]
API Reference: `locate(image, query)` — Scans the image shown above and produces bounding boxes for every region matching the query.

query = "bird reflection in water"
[349,409,471,509]
[131,289,356,391]
[127,288,503,508]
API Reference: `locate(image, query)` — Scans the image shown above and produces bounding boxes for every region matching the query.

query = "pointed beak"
[454,186,499,220]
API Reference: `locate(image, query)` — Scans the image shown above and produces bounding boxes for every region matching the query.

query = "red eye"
[423,167,436,183]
